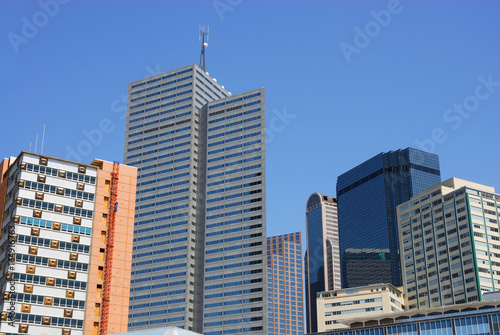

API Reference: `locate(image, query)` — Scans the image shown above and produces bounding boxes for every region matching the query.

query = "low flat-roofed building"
[114,326,201,335]
[309,300,500,335]
[316,283,405,332]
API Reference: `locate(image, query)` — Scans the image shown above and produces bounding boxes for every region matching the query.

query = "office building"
[0,151,137,335]
[124,64,266,334]
[267,233,304,335]
[305,193,340,333]
[336,148,441,288]
[309,299,500,335]
[398,177,500,310]
[342,249,391,289]
[316,283,405,332]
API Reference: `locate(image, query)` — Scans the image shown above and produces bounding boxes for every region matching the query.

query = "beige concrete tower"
[398,177,500,310]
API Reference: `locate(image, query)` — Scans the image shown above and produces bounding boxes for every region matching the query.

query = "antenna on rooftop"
[41,122,46,155]
[199,25,209,72]
[34,132,39,154]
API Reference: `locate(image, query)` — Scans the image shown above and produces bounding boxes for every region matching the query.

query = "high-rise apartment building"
[305,193,340,333]
[124,64,266,334]
[0,151,137,335]
[336,148,441,288]
[342,248,392,289]
[398,177,500,310]
[266,233,304,335]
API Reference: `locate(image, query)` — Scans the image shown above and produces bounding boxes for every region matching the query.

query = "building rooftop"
[318,282,403,298]
[406,177,496,203]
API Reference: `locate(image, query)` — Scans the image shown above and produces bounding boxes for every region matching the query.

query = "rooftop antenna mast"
[199,25,209,72]
[41,122,46,155]
[34,132,39,154]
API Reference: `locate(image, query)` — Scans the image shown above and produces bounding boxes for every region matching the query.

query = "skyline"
[1,1,499,241]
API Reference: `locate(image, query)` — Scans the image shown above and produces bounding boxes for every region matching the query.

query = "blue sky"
[1,0,499,239]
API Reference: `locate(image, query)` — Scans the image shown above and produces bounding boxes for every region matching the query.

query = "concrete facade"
[398,177,500,310]
[125,64,267,334]
[310,300,500,335]
[316,283,405,332]
[0,152,136,335]
[84,159,137,334]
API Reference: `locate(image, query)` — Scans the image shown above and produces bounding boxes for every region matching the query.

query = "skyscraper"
[266,233,304,335]
[305,193,340,334]
[336,148,441,288]
[0,151,137,335]
[398,178,500,309]
[124,64,267,334]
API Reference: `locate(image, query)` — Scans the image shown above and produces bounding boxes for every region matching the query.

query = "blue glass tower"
[305,194,340,333]
[336,148,440,288]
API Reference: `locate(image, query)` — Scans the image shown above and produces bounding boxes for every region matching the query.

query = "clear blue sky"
[2,0,499,240]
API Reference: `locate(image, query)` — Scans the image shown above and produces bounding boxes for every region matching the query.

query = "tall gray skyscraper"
[124,64,267,334]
